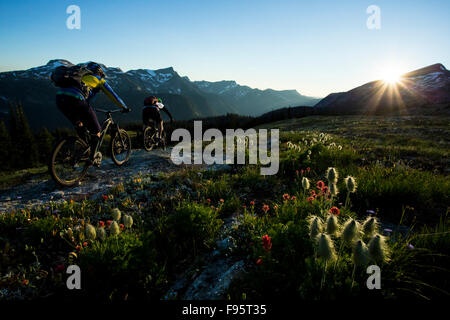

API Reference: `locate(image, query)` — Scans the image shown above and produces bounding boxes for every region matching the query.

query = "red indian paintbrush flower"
[329,206,340,215]
[102,195,108,201]
[98,221,105,227]
[262,204,270,213]
[307,196,315,203]
[282,193,290,201]
[316,180,325,190]
[250,201,255,206]
[262,235,272,251]
[256,258,263,265]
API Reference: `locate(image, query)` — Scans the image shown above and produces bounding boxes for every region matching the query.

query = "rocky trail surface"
[0,149,178,212]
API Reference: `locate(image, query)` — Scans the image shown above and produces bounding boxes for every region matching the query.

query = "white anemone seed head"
[329,183,339,196]
[352,239,370,266]
[112,208,121,221]
[123,215,133,228]
[368,234,390,263]
[362,217,378,237]
[110,221,120,236]
[97,227,106,240]
[308,215,323,240]
[342,218,360,244]
[344,176,357,193]
[316,233,336,262]
[85,224,96,241]
[302,177,310,190]
[326,214,339,235]
[326,167,338,184]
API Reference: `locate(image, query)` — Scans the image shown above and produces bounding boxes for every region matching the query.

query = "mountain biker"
[143,96,173,142]
[55,62,130,164]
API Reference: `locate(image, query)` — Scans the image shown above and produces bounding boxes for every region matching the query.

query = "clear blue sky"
[0,0,449,97]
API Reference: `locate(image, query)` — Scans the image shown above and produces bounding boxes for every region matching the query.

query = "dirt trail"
[0,149,178,213]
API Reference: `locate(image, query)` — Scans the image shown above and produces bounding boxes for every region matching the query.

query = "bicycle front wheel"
[111,129,131,166]
[49,137,90,187]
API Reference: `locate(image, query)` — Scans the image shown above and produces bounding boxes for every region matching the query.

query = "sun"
[379,64,405,85]
[383,71,400,84]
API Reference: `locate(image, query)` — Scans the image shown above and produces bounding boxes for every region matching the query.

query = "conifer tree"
[36,127,54,164]
[0,120,11,169]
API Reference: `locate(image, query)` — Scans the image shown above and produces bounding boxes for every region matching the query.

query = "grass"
[0,114,449,301]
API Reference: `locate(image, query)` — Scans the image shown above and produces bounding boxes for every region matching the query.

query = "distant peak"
[46,59,73,66]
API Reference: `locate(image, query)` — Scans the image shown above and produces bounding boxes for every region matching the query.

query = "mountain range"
[315,63,450,114]
[0,59,319,129]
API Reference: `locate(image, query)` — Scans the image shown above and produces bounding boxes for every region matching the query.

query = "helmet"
[144,96,158,106]
[86,62,106,78]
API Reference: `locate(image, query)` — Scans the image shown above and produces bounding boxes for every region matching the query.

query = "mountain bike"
[49,108,131,187]
[143,121,168,151]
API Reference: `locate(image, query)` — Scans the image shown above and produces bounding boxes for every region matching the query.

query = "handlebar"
[95,108,131,114]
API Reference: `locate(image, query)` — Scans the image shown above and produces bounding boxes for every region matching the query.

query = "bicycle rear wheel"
[111,129,131,165]
[143,126,157,151]
[49,137,90,187]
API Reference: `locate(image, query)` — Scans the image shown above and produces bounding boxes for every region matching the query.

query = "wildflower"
[85,224,96,241]
[219,199,224,204]
[97,227,106,240]
[367,210,376,215]
[295,170,299,176]
[273,205,279,210]
[291,196,297,201]
[112,208,121,221]
[106,220,112,227]
[352,240,369,267]
[54,264,65,273]
[206,199,211,204]
[326,214,339,235]
[329,183,339,196]
[326,167,338,184]
[384,228,393,235]
[362,217,378,237]
[250,201,255,206]
[123,215,133,228]
[22,279,29,286]
[316,180,325,190]
[75,245,82,252]
[66,228,73,239]
[83,241,88,247]
[98,221,105,228]
[307,196,315,203]
[300,169,304,175]
[302,177,310,190]
[120,224,125,230]
[102,195,108,201]
[256,258,263,265]
[368,234,390,263]
[407,243,414,250]
[262,235,272,252]
[316,233,336,261]
[308,215,322,239]
[306,167,311,172]
[329,206,340,216]
[262,204,270,213]
[344,176,357,193]
[282,193,290,201]
[110,221,120,236]
[322,186,329,195]
[342,218,360,245]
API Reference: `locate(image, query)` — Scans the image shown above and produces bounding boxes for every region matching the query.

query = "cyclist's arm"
[83,74,128,109]
[162,107,174,122]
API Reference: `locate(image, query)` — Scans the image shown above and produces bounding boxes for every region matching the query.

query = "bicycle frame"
[93,109,125,155]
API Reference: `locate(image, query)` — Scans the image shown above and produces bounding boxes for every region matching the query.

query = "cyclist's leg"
[78,102,102,160]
